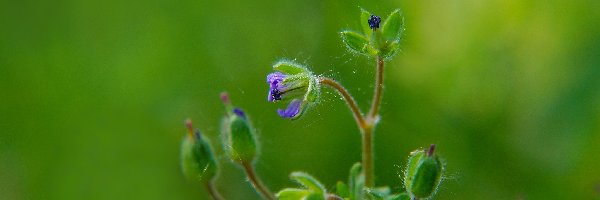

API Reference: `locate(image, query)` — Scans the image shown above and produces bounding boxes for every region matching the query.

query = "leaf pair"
[277,172,327,200]
[341,9,405,60]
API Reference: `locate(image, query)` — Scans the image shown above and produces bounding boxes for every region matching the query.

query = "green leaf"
[277,188,310,200]
[348,163,364,200]
[336,181,349,197]
[360,8,373,37]
[381,9,404,42]
[387,193,411,200]
[273,60,309,75]
[304,193,326,200]
[340,31,370,56]
[290,172,326,194]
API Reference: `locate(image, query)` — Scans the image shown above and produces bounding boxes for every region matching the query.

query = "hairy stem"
[362,126,374,187]
[368,56,384,119]
[319,77,367,128]
[205,180,224,200]
[364,56,384,187]
[241,161,275,200]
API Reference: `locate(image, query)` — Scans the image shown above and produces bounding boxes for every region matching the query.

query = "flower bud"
[220,92,258,163]
[180,119,217,182]
[404,144,443,199]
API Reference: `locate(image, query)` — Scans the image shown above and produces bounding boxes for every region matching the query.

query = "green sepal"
[290,172,326,194]
[222,113,257,163]
[379,40,400,61]
[381,9,404,42]
[360,8,373,37]
[180,131,217,183]
[348,163,365,200]
[304,74,320,103]
[277,188,311,200]
[340,31,372,56]
[410,155,442,198]
[404,149,424,192]
[336,181,350,198]
[274,60,310,75]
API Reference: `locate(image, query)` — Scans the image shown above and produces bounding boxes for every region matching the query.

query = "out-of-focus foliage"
[0,0,599,199]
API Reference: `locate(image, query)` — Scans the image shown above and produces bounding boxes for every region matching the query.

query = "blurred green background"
[1,0,600,199]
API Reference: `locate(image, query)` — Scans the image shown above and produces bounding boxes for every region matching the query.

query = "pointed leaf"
[348,163,364,200]
[277,188,310,200]
[336,181,349,197]
[381,9,404,42]
[360,8,373,37]
[340,31,370,55]
[290,172,326,194]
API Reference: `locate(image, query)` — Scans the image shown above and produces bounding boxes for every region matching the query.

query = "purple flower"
[267,60,320,119]
[368,15,381,30]
[267,72,287,102]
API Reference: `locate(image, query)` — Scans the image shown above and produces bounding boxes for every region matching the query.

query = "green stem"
[363,56,384,187]
[205,180,224,200]
[241,161,275,200]
[320,56,384,188]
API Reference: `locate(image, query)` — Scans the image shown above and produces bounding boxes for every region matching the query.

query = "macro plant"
[180,8,446,200]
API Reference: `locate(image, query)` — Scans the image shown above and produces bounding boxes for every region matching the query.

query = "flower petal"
[267,72,287,102]
[277,99,303,119]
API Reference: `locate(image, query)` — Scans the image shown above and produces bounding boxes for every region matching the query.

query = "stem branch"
[241,161,275,200]
[320,56,384,189]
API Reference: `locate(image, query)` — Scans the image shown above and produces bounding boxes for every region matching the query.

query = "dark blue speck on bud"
[194,129,202,140]
[233,108,246,119]
[368,15,381,30]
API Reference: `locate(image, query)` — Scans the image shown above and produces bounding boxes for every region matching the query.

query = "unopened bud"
[180,119,218,182]
[404,144,443,199]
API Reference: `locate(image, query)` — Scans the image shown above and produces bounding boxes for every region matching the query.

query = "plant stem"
[319,77,367,128]
[368,56,384,120]
[320,56,384,188]
[205,180,224,200]
[241,161,275,200]
[363,56,384,187]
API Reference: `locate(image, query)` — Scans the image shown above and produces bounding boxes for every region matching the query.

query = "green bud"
[221,107,257,163]
[404,144,443,199]
[180,119,217,182]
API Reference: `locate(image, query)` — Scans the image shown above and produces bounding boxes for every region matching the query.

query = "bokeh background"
[1,0,600,199]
